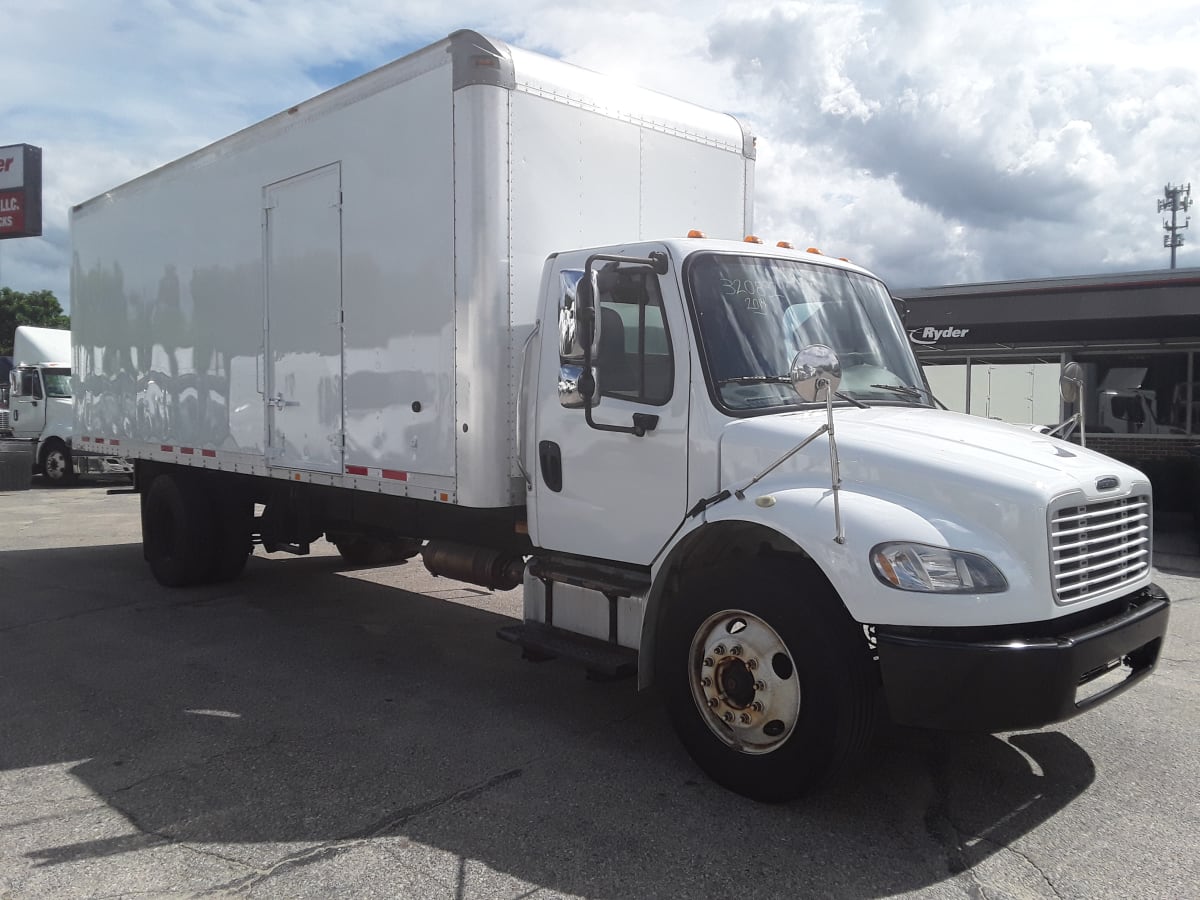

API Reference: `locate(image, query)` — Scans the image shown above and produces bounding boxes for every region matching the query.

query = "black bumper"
[875,584,1169,732]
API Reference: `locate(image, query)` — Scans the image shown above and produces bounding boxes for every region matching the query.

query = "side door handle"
[538,440,562,492]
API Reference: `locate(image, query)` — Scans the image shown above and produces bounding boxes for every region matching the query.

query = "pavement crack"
[192,767,523,896]
[0,595,147,634]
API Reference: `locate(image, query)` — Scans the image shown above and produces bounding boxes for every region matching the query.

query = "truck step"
[497,622,638,681]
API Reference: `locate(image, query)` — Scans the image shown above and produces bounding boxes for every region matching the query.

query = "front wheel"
[40,441,75,486]
[658,559,878,802]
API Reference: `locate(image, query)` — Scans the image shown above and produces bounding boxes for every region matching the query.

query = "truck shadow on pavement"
[0,545,1095,898]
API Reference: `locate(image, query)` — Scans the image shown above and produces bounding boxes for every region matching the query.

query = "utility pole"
[1158,182,1191,269]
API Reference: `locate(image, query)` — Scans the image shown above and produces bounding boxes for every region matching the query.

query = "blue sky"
[1,0,1198,309]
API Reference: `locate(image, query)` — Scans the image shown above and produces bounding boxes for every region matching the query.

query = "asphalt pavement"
[1,482,1197,899]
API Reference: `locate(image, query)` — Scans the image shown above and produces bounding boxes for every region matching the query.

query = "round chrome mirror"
[789,344,842,402]
[1060,361,1084,403]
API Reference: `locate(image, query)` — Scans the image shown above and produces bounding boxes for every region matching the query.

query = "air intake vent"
[1050,495,1151,604]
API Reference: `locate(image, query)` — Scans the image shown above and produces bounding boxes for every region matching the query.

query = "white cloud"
[1,0,1198,308]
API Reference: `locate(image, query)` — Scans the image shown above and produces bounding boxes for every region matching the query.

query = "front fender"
[640,485,1045,690]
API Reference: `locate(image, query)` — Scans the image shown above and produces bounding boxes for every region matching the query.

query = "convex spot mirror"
[790,344,842,402]
[1060,361,1084,403]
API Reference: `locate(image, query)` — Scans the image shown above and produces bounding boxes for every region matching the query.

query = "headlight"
[870,542,1007,593]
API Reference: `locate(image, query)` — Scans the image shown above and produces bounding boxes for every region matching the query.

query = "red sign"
[0,189,24,235]
[0,144,41,239]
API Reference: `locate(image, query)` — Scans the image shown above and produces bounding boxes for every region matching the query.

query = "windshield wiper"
[717,375,792,385]
[719,375,868,408]
[869,383,947,409]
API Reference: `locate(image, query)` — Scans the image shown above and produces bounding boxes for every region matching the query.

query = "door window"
[596,266,673,405]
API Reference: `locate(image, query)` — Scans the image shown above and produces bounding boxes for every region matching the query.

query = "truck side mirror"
[574,271,602,361]
[558,270,601,409]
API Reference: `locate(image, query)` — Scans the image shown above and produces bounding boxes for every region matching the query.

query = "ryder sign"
[0,143,42,239]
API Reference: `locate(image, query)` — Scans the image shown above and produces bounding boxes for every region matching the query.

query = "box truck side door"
[530,255,690,565]
[264,163,345,474]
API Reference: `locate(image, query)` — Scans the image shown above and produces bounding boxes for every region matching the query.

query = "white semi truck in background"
[1,325,131,483]
[70,31,1169,801]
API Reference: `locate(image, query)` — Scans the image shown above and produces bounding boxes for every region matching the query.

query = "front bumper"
[875,584,1169,732]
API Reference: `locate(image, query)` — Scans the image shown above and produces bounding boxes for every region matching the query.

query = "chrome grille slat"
[1050,494,1151,604]
[1054,534,1149,566]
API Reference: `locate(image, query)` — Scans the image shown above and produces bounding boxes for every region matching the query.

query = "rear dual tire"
[142,473,251,586]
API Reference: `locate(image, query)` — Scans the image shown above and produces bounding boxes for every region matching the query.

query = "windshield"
[685,253,927,412]
[43,368,72,399]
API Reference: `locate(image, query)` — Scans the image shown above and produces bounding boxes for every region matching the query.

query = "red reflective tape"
[201,449,216,458]
[181,447,195,455]
[381,469,408,481]
[161,445,174,452]
[345,465,369,476]
[109,440,120,446]
[81,436,90,443]
[94,437,105,444]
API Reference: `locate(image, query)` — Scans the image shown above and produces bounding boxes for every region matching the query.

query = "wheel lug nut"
[713,644,726,656]
[707,697,719,709]
[754,681,766,692]
[703,657,714,668]
[701,676,712,687]
[740,713,752,724]
[723,711,735,723]
[730,645,743,656]
[746,658,758,670]
[751,701,764,712]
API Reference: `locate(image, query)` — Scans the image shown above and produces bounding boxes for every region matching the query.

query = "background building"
[895,267,1200,512]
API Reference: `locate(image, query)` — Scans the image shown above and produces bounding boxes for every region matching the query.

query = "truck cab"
[517,236,1167,800]
[7,326,133,484]
[7,361,76,482]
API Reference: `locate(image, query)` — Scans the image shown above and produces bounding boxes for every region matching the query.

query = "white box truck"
[3,325,131,483]
[71,31,1169,801]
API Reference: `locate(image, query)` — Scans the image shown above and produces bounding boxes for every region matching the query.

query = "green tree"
[0,288,70,356]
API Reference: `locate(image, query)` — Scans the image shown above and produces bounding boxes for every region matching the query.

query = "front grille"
[0,409,9,430]
[1051,495,1151,604]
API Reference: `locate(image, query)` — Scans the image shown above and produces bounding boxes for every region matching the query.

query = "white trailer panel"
[71,31,752,509]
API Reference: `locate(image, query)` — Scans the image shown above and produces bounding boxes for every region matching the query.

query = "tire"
[208,489,253,583]
[142,474,215,587]
[40,441,76,486]
[333,535,422,566]
[657,558,878,802]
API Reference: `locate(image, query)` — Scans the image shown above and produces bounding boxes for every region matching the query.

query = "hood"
[719,407,1148,539]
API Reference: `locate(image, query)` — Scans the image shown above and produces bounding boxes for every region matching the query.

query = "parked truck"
[2,325,132,482]
[71,31,1169,801]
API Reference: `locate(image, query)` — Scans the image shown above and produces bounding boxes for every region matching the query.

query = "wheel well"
[639,521,825,690]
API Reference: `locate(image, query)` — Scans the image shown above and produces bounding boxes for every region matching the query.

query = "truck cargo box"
[71,30,754,508]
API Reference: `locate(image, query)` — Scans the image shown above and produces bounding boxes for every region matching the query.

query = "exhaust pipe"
[422,541,526,591]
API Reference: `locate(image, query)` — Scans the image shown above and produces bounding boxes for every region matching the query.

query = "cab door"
[529,250,691,565]
[9,367,47,440]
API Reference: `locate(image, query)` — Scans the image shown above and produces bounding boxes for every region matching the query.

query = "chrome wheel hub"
[688,609,800,754]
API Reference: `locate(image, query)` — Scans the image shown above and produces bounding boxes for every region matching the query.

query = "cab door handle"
[539,440,562,492]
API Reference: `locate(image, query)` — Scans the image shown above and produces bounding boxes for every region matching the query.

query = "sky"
[1,0,1198,310]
